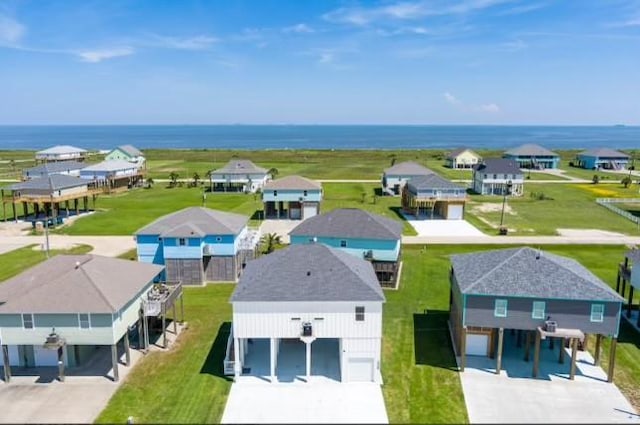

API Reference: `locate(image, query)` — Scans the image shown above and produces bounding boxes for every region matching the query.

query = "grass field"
[0,244,93,282]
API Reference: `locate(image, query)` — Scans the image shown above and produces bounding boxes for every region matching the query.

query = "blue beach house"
[262,175,322,220]
[135,207,260,285]
[575,148,630,170]
[289,208,403,287]
[503,144,560,169]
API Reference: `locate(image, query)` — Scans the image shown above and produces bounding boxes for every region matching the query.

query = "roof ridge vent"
[75,261,81,269]
[535,248,542,260]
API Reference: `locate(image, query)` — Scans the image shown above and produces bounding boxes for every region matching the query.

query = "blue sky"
[0,0,638,125]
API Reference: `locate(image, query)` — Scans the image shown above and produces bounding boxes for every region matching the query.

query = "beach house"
[209,159,270,193]
[472,158,524,196]
[79,159,143,191]
[227,243,385,383]
[503,144,560,169]
[105,145,146,168]
[449,247,623,381]
[401,174,468,220]
[445,148,482,169]
[575,148,630,170]
[135,207,259,285]
[35,145,88,163]
[289,208,402,287]
[381,161,433,196]
[262,175,322,220]
[22,161,86,180]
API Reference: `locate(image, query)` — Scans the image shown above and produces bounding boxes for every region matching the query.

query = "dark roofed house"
[262,175,323,220]
[449,247,623,381]
[0,254,179,382]
[136,207,259,284]
[503,144,560,169]
[22,161,86,180]
[382,161,433,195]
[209,159,270,193]
[289,208,402,287]
[402,174,468,220]
[445,148,482,169]
[472,158,524,196]
[227,243,385,383]
[576,148,630,170]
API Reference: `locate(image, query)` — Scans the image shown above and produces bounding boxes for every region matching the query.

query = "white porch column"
[233,337,241,380]
[270,338,277,383]
[305,341,311,383]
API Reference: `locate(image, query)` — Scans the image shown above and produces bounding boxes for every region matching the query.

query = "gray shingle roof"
[263,175,321,190]
[231,244,385,302]
[289,208,402,240]
[7,174,88,191]
[36,145,87,155]
[81,160,139,172]
[451,247,623,302]
[383,161,433,176]
[23,161,86,177]
[136,207,248,237]
[0,255,164,314]
[115,145,143,157]
[579,148,629,158]
[472,158,521,174]
[407,174,466,192]
[211,159,268,175]
[445,148,480,160]
[504,144,558,157]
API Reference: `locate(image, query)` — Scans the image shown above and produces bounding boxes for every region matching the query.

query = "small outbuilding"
[401,174,468,220]
[262,175,322,220]
[445,148,482,169]
[227,243,385,383]
[449,247,623,382]
[503,144,560,169]
[575,148,630,170]
[381,161,432,196]
[35,145,87,163]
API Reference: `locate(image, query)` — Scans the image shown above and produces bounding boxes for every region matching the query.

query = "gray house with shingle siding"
[449,247,623,381]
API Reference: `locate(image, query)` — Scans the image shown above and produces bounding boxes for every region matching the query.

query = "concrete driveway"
[460,334,640,424]
[404,218,485,237]
[259,219,303,244]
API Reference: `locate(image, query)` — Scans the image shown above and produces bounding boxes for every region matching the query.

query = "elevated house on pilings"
[576,148,630,170]
[503,143,560,169]
[289,208,402,287]
[449,247,623,382]
[1,175,99,225]
[0,255,182,383]
[617,248,640,328]
[226,243,385,384]
[381,161,433,196]
[35,145,88,163]
[401,174,468,220]
[80,159,144,193]
[105,145,146,169]
[208,159,270,193]
[22,161,86,180]
[262,175,322,220]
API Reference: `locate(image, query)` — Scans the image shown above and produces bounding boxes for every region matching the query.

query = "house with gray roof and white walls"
[209,159,270,193]
[381,161,432,196]
[22,161,86,180]
[35,145,88,163]
[448,247,623,381]
[472,158,524,196]
[226,243,385,384]
[135,207,260,285]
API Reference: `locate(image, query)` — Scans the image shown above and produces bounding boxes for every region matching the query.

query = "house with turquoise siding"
[0,255,164,382]
[503,144,560,169]
[135,207,260,285]
[105,145,145,168]
[575,148,630,170]
[289,208,403,287]
[262,175,322,220]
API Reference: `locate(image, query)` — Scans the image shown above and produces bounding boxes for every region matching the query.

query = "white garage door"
[348,357,374,382]
[466,334,489,356]
[34,345,61,366]
[447,204,464,220]
[303,204,317,220]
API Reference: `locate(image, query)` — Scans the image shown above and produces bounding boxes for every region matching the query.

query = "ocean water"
[0,125,638,151]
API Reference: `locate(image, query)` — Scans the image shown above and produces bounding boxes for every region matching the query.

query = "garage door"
[447,204,464,220]
[348,357,374,382]
[303,204,317,220]
[290,207,301,220]
[466,334,489,356]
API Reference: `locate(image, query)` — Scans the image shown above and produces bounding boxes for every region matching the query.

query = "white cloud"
[606,17,640,28]
[502,38,527,51]
[495,2,547,16]
[0,15,26,46]
[443,92,461,106]
[151,35,218,50]
[76,47,134,63]
[283,23,315,34]
[478,103,500,113]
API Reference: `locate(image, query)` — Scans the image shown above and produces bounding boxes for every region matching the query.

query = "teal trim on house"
[503,154,560,169]
[290,235,400,262]
[263,188,322,202]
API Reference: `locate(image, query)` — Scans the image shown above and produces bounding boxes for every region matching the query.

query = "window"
[503,174,508,179]
[355,306,365,321]
[494,299,508,317]
[532,301,546,319]
[216,236,222,242]
[273,190,278,196]
[340,240,347,247]
[590,304,605,322]
[22,313,34,329]
[493,174,497,179]
[303,190,308,196]
[79,313,91,329]
[179,238,186,246]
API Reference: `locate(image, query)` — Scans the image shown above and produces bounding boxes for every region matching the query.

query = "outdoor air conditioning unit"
[544,320,557,333]
[203,244,215,256]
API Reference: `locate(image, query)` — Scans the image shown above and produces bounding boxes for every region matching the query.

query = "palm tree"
[169,172,179,187]
[260,232,282,254]
[146,177,154,189]
[267,168,279,179]
[622,176,632,188]
[193,172,201,187]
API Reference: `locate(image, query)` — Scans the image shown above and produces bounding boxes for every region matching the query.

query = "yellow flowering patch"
[575,185,621,197]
